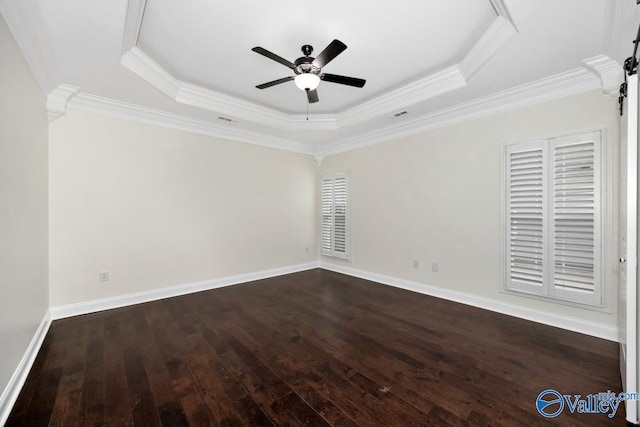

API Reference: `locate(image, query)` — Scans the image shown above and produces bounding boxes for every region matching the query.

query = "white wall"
[49,112,317,306]
[321,90,620,329]
[0,13,49,403]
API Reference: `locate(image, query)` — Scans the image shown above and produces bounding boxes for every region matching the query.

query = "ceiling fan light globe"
[294,73,320,91]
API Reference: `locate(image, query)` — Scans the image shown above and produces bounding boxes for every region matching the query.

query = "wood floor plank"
[157,398,190,427]
[183,333,258,426]
[262,289,478,419]
[15,367,63,426]
[103,331,134,426]
[123,345,162,427]
[79,325,106,426]
[48,372,83,426]
[7,269,626,425]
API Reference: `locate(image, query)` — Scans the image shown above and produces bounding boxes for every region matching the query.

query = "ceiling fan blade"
[255,76,294,89]
[252,47,296,70]
[312,39,347,68]
[306,88,319,103]
[321,73,366,88]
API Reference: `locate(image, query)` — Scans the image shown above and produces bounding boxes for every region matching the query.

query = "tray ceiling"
[0,0,623,155]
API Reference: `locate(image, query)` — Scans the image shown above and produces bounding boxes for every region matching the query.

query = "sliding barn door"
[620,73,639,425]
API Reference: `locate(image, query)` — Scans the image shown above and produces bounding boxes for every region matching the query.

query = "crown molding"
[121,0,146,54]
[289,115,338,131]
[121,47,180,98]
[46,84,79,122]
[66,93,314,155]
[338,9,517,127]
[0,0,59,95]
[177,82,290,129]
[320,68,601,156]
[489,0,515,27]
[583,54,624,96]
[459,15,517,80]
[338,65,467,127]
[58,66,602,159]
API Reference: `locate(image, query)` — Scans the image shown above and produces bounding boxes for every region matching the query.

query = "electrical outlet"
[99,271,109,282]
[413,260,419,269]
[305,247,309,254]
[432,263,439,272]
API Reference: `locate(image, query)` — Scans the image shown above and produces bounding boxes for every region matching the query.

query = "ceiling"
[0,0,627,156]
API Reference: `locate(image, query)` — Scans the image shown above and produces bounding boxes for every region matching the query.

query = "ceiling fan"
[251,39,366,104]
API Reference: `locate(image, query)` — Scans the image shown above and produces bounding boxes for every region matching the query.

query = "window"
[322,172,350,259]
[504,130,603,307]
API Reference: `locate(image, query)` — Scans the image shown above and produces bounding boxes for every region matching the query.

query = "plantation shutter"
[504,131,602,307]
[321,177,333,256]
[551,132,601,305]
[505,141,547,295]
[321,172,350,259]
[333,173,348,259]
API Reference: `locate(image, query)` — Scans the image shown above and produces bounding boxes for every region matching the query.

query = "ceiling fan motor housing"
[294,55,320,75]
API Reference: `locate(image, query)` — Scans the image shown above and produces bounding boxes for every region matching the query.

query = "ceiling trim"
[52,65,603,159]
[121,47,179,98]
[290,115,338,131]
[46,84,79,122]
[340,12,517,128]
[121,0,145,54]
[583,55,624,96]
[65,93,315,155]
[337,65,467,127]
[459,15,517,80]
[489,0,515,26]
[319,68,602,156]
[178,82,291,129]
[0,0,59,95]
[120,0,517,131]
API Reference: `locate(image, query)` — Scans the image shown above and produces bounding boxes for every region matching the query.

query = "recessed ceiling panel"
[137,0,496,113]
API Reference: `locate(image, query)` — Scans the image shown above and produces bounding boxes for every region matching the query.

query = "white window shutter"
[332,172,349,259]
[321,172,350,259]
[505,141,547,295]
[504,131,603,307]
[551,132,601,305]
[321,176,333,256]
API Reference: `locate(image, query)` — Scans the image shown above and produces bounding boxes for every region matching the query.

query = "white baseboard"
[320,262,619,342]
[50,260,619,341]
[50,262,320,320]
[0,309,52,426]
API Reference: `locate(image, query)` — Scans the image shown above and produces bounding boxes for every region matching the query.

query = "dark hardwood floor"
[7,269,625,426]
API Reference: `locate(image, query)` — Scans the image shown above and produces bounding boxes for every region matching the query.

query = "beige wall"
[321,91,620,327]
[0,15,49,398]
[49,112,317,306]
